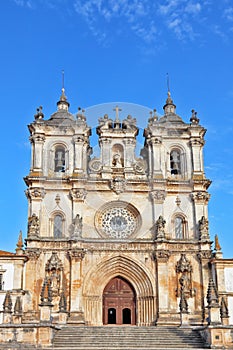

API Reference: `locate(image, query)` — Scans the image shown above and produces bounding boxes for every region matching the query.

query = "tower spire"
[57,70,70,111]
[163,74,176,115]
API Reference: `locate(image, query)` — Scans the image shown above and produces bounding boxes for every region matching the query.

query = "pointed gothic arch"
[83,255,156,326]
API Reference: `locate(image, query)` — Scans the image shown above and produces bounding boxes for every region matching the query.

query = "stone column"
[154,250,171,325]
[68,249,86,324]
[32,134,45,172]
[150,137,163,178]
[73,136,84,173]
[124,139,135,169]
[190,138,205,175]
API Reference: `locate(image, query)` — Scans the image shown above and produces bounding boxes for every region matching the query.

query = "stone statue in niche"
[199,216,209,240]
[176,254,193,298]
[112,150,122,168]
[156,215,166,239]
[70,214,83,240]
[45,252,63,298]
[28,213,39,237]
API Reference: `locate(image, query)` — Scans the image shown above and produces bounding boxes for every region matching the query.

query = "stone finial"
[190,109,199,125]
[220,297,229,319]
[15,231,24,255]
[163,91,176,115]
[179,290,188,313]
[199,216,210,240]
[57,88,70,111]
[3,291,13,313]
[215,234,221,251]
[14,296,23,315]
[59,291,67,312]
[34,106,44,121]
[207,278,219,307]
[156,215,166,239]
[40,279,53,306]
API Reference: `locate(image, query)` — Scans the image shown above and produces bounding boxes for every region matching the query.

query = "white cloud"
[73,0,157,45]
[14,0,32,8]
[185,2,201,14]
[224,7,233,21]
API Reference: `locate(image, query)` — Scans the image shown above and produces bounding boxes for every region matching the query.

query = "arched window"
[175,216,184,239]
[170,149,181,175]
[53,214,63,238]
[54,146,65,172]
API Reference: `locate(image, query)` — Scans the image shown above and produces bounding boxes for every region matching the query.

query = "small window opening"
[170,150,181,175]
[54,215,63,238]
[54,147,65,172]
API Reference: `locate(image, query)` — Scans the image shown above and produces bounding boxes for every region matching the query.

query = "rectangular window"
[0,274,3,290]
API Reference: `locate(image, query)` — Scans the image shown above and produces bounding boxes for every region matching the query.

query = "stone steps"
[51,326,208,349]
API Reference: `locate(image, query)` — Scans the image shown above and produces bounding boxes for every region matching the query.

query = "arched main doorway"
[103,276,136,325]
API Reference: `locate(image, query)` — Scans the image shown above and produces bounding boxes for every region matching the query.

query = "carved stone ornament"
[150,190,166,203]
[191,192,210,204]
[199,216,210,240]
[25,248,41,260]
[88,158,102,173]
[176,254,193,298]
[68,249,86,261]
[69,214,83,240]
[176,254,193,274]
[153,250,170,261]
[155,215,166,239]
[110,177,127,194]
[133,159,146,174]
[45,252,63,297]
[27,213,40,238]
[26,187,46,200]
[70,188,87,201]
[197,251,212,261]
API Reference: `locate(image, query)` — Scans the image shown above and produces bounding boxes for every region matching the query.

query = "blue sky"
[0,0,233,257]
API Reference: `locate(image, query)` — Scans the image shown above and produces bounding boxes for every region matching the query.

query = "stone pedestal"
[59,311,68,324]
[208,306,221,325]
[39,305,53,323]
[3,313,12,324]
[180,312,190,328]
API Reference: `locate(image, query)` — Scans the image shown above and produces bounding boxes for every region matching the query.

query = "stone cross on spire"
[113,105,122,128]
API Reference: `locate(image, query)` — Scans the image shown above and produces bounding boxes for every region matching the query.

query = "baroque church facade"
[0,89,233,348]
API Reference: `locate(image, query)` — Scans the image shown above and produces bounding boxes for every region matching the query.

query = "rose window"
[95,201,141,239]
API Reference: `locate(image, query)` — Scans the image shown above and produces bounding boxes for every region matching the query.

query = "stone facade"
[0,90,233,348]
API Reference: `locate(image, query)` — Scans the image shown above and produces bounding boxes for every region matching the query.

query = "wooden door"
[103,277,136,325]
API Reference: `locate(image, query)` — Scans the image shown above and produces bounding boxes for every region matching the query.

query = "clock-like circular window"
[95,201,141,239]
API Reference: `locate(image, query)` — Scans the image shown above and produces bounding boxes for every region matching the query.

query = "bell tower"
[89,106,147,179]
